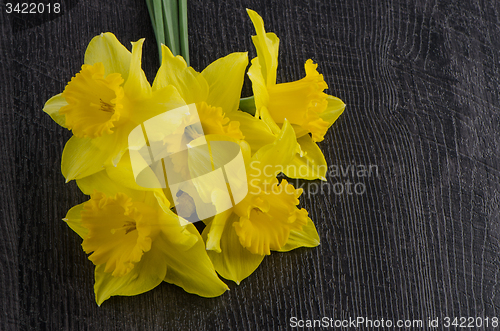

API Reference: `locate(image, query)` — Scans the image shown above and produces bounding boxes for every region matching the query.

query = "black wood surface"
[2,0,500,330]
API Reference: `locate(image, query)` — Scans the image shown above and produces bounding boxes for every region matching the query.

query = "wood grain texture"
[2,0,500,330]
[1,4,19,330]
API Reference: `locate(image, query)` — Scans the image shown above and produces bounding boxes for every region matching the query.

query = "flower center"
[60,62,125,138]
[184,124,204,141]
[119,220,137,234]
[197,102,244,139]
[233,178,307,255]
[99,99,115,113]
[81,192,154,277]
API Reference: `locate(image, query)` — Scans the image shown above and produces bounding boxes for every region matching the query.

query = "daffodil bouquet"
[43,8,345,305]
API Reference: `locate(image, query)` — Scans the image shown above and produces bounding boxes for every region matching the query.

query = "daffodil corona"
[60,62,125,139]
[44,33,185,181]
[202,122,320,284]
[246,9,346,180]
[65,176,228,305]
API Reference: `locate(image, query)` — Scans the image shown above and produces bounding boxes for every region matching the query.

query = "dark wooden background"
[2,0,500,330]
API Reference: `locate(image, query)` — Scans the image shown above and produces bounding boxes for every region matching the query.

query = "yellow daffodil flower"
[73,47,249,210]
[153,45,248,140]
[245,9,346,180]
[64,172,228,305]
[43,33,185,181]
[202,121,320,284]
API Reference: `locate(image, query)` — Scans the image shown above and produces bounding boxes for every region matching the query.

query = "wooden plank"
[0,5,19,330]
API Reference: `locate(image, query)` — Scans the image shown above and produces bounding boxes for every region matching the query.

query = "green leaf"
[178,0,189,66]
[145,0,189,64]
[162,0,180,57]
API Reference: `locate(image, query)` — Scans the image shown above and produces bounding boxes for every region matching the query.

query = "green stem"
[146,0,189,65]
[239,96,256,115]
[162,0,179,56]
[178,0,189,66]
[153,0,165,61]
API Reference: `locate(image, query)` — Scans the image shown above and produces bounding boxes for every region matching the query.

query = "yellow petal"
[84,32,132,80]
[319,95,346,127]
[204,134,252,162]
[76,169,147,201]
[129,85,187,126]
[201,52,248,114]
[259,106,281,135]
[197,102,244,139]
[248,119,296,181]
[226,110,275,154]
[159,228,229,297]
[80,188,225,305]
[123,39,152,100]
[62,79,185,182]
[204,209,232,252]
[152,45,209,104]
[247,57,269,115]
[283,134,328,180]
[246,9,279,86]
[94,244,166,305]
[61,131,127,181]
[233,209,285,255]
[63,203,88,239]
[105,151,163,193]
[157,209,199,246]
[277,217,320,252]
[42,93,67,127]
[202,212,265,284]
[61,136,105,180]
[91,189,189,302]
